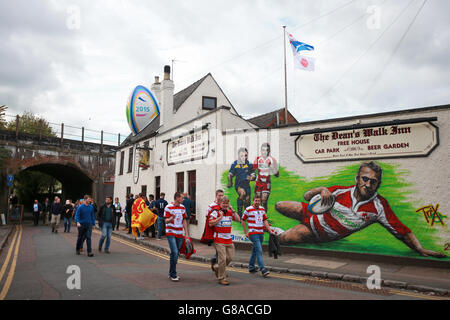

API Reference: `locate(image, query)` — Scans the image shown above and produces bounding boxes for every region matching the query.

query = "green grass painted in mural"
[222,162,449,261]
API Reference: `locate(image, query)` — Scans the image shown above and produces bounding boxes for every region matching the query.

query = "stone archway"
[6,156,95,206]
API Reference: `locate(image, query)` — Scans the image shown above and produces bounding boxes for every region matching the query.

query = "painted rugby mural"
[224,151,448,260]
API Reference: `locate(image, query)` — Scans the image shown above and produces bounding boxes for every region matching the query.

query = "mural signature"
[415,204,447,227]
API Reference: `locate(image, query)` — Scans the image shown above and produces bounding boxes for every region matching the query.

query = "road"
[0,222,447,301]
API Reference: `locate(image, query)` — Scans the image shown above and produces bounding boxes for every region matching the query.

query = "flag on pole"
[293,54,315,71]
[288,32,315,71]
[288,33,314,53]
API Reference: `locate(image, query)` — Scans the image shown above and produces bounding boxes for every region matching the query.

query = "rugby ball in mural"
[308,194,336,214]
[126,85,160,135]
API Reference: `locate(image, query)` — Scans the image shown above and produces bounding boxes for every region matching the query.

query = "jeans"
[167,236,184,278]
[76,224,92,253]
[64,217,72,232]
[126,213,131,233]
[157,216,165,239]
[249,233,266,273]
[114,214,122,230]
[33,212,40,225]
[99,222,113,250]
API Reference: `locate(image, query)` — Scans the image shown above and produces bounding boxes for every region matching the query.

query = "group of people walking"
[32,197,78,233]
[32,189,276,286]
[167,189,277,286]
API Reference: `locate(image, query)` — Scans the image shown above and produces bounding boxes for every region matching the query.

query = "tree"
[15,170,62,207]
[6,111,57,137]
[0,105,7,129]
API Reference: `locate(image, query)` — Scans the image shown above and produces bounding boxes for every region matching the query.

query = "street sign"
[7,174,14,182]
[7,181,13,187]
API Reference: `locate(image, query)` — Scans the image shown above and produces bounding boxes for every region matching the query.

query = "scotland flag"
[288,33,314,54]
[288,32,315,71]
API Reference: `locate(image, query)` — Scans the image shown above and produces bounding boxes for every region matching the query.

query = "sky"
[1,0,449,142]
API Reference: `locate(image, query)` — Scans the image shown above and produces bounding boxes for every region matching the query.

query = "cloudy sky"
[1,0,449,142]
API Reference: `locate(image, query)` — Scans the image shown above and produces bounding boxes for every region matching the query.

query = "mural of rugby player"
[253,143,279,212]
[275,161,446,258]
[227,147,255,217]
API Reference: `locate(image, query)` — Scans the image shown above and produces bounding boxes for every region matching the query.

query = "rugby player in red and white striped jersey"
[253,143,279,212]
[275,161,446,258]
[241,194,276,277]
[164,192,190,281]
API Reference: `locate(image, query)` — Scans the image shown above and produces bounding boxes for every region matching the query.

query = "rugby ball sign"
[126,85,160,136]
[308,194,335,214]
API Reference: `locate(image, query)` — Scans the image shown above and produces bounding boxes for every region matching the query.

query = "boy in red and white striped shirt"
[209,196,241,285]
[164,192,190,281]
[241,194,276,277]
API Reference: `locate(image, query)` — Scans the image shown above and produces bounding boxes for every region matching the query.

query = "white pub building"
[113,66,279,240]
[114,65,450,253]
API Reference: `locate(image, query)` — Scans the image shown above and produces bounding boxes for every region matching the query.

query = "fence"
[4,114,127,147]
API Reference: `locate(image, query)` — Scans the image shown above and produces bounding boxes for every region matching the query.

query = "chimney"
[160,65,174,127]
[164,65,171,80]
[151,75,161,116]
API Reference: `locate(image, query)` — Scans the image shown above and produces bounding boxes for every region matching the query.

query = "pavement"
[109,225,450,297]
[1,221,449,297]
[0,224,14,255]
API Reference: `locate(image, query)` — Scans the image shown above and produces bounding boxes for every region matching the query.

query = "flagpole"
[283,26,288,125]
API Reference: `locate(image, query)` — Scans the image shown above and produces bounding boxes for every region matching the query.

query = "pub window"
[126,186,131,197]
[119,151,125,175]
[176,172,184,194]
[202,96,217,110]
[141,185,147,197]
[127,147,133,173]
[155,176,161,200]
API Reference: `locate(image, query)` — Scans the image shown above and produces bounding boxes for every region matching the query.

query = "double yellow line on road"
[0,225,23,300]
[106,231,449,301]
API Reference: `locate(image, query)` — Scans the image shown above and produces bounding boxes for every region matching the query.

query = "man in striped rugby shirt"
[275,161,446,258]
[241,194,276,277]
[164,192,190,281]
[209,196,241,285]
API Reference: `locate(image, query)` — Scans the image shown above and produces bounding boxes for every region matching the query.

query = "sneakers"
[87,253,94,257]
[105,249,110,254]
[262,269,270,277]
[169,276,180,282]
[249,269,257,274]
[219,279,229,285]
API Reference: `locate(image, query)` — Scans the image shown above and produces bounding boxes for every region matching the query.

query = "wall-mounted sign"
[138,147,150,169]
[167,127,209,166]
[126,85,160,136]
[293,119,439,163]
[133,144,140,184]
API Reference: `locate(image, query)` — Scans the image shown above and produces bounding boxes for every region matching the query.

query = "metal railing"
[4,114,128,147]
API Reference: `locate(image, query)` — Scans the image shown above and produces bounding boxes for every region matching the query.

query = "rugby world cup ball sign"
[308,194,336,214]
[126,85,160,135]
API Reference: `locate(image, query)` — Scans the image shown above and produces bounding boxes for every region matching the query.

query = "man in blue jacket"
[75,195,96,257]
[155,193,168,240]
